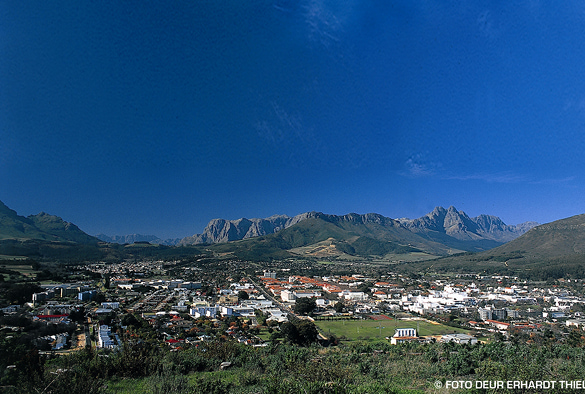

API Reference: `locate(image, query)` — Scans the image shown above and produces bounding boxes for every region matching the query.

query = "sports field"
[315,317,469,342]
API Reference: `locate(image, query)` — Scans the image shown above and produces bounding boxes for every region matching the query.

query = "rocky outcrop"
[179,214,302,245]
[398,206,538,243]
[180,211,406,246]
[178,207,538,250]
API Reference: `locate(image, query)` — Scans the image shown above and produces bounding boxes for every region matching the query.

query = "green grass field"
[315,318,469,342]
[0,263,41,279]
[256,327,273,341]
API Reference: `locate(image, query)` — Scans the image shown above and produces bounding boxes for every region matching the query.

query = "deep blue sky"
[2,1,585,239]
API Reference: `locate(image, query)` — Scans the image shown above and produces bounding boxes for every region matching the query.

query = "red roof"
[485,319,510,327]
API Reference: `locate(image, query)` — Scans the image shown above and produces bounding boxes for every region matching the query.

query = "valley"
[2,200,585,393]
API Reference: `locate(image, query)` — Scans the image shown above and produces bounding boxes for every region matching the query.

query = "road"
[245,276,298,322]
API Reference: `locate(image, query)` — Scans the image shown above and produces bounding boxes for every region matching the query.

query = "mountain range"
[194,209,540,260]
[4,198,585,279]
[397,206,539,251]
[174,206,537,252]
[409,212,585,280]
[96,206,537,254]
[92,206,539,254]
[95,234,181,246]
[0,199,540,262]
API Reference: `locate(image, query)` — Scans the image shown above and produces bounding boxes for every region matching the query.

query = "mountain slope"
[182,207,536,254]
[406,213,585,279]
[398,206,537,251]
[179,214,307,245]
[487,213,585,258]
[0,200,98,244]
[208,212,458,260]
[29,212,99,244]
[0,201,52,241]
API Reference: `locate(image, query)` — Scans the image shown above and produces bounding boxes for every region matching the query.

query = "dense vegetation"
[5,336,585,393]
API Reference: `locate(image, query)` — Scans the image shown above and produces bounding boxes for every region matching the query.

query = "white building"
[390,328,417,345]
[264,271,277,279]
[281,290,321,303]
[341,291,368,301]
[440,333,477,345]
[97,325,117,349]
[221,306,255,317]
[190,305,219,318]
[280,290,296,303]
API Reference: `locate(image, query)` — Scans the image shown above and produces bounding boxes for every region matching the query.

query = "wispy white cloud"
[304,0,342,50]
[400,154,442,178]
[529,176,577,185]
[400,156,576,186]
[440,171,575,185]
[445,172,527,184]
[477,10,501,40]
[283,0,358,52]
[255,101,326,167]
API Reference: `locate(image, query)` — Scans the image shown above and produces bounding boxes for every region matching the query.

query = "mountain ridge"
[0,199,540,261]
[408,213,585,280]
[178,207,537,252]
[0,201,99,244]
[397,206,537,244]
[96,233,181,246]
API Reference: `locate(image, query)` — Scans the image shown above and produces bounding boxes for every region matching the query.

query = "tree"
[334,301,344,313]
[121,313,140,328]
[567,329,584,347]
[281,322,300,344]
[255,309,267,326]
[280,321,319,346]
[296,321,319,346]
[237,290,249,301]
[69,306,86,323]
[5,283,42,305]
[294,297,316,315]
[357,282,373,293]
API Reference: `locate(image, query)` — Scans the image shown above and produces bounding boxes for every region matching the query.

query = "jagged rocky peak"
[304,212,399,226]
[514,221,540,233]
[399,206,539,243]
[473,214,508,233]
[179,213,303,245]
[341,212,384,224]
[443,206,478,234]
[179,207,540,247]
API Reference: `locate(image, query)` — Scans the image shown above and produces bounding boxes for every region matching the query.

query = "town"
[4,257,585,355]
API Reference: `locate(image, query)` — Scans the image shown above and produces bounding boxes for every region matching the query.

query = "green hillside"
[28,212,100,244]
[0,201,56,241]
[208,215,446,261]
[405,213,585,279]
[0,201,99,244]
[491,213,585,257]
